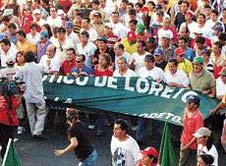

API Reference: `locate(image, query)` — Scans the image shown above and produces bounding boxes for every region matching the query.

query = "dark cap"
[186,95,200,105]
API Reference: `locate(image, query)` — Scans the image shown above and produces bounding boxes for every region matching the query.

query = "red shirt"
[94,66,113,76]
[180,108,204,150]
[0,96,19,126]
[21,15,34,34]
[61,59,77,75]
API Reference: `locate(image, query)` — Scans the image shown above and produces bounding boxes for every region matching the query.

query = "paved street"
[15,125,112,166]
[2,118,225,166]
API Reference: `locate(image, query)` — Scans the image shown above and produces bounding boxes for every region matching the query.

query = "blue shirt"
[71,65,94,76]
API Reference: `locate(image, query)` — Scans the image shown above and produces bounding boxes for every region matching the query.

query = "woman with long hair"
[94,53,113,76]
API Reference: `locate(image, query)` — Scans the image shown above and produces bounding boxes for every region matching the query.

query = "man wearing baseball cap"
[190,56,216,98]
[179,95,204,166]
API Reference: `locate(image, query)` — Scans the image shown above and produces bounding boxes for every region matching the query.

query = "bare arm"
[54,137,78,156]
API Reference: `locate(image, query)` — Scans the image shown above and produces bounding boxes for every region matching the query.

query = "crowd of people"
[0,0,226,165]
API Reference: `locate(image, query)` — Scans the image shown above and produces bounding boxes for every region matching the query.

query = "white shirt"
[39,54,61,73]
[164,69,189,87]
[111,22,128,39]
[46,16,62,28]
[76,41,97,68]
[111,135,141,166]
[0,46,18,67]
[197,144,218,166]
[180,21,199,39]
[138,66,164,81]
[114,52,131,70]
[80,27,98,42]
[15,62,46,103]
[52,38,74,63]
[130,52,149,74]
[216,77,226,97]
[113,68,137,77]
[27,32,40,45]
[67,32,80,48]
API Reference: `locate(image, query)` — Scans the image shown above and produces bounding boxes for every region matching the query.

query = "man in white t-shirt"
[129,41,149,74]
[111,119,141,166]
[46,7,62,28]
[137,54,164,82]
[76,31,97,68]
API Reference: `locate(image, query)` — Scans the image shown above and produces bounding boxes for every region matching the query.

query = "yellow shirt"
[165,59,193,76]
[16,40,36,54]
[121,38,137,55]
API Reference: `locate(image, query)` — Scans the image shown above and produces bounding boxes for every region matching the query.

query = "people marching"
[0,0,226,165]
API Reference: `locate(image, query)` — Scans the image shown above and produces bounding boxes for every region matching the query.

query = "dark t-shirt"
[67,121,93,161]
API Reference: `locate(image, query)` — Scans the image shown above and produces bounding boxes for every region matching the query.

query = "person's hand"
[208,94,215,98]
[181,146,188,151]
[54,149,65,156]
[202,90,209,94]
[210,109,217,115]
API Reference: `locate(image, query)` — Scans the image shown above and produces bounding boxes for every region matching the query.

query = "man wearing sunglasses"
[71,54,94,77]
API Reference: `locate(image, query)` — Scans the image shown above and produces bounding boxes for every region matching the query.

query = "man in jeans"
[54,107,97,166]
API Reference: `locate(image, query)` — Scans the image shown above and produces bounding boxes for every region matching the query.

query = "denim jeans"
[78,149,98,166]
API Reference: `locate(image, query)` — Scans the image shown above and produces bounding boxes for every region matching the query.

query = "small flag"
[2,138,22,166]
[158,123,176,166]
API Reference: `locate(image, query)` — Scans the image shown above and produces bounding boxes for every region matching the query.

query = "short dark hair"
[213,41,223,49]
[218,33,226,42]
[138,40,146,47]
[129,19,138,25]
[29,22,39,29]
[128,9,136,16]
[78,54,86,61]
[8,23,17,29]
[198,13,206,20]
[114,119,130,134]
[195,36,205,44]
[80,30,89,38]
[181,1,189,7]
[211,9,218,16]
[178,37,187,43]
[0,38,11,46]
[17,30,26,38]
[82,17,91,24]
[24,51,35,62]
[66,47,76,54]
[168,58,178,66]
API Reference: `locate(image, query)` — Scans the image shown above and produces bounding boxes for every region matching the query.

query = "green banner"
[43,75,218,126]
